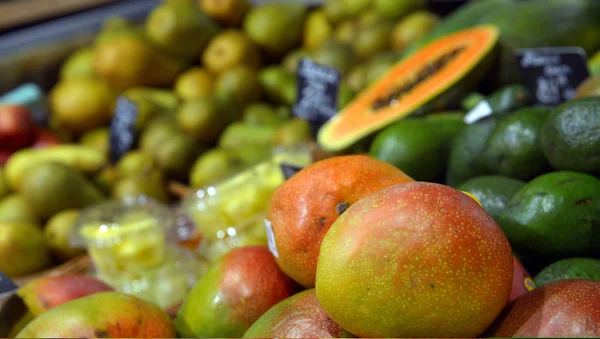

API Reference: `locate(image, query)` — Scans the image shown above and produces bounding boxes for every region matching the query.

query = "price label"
[280,163,304,180]
[463,100,493,124]
[293,58,341,130]
[109,96,138,164]
[0,270,18,297]
[515,47,590,106]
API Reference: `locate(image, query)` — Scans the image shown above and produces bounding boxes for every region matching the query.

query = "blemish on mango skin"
[316,182,514,339]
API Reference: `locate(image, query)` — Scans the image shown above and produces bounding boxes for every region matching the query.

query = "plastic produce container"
[70,196,204,309]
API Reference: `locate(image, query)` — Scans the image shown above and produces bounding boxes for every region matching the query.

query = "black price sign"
[109,96,138,164]
[293,58,341,129]
[280,163,304,180]
[0,270,17,296]
[515,47,590,106]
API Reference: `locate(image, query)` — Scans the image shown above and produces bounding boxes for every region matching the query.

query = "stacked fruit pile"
[0,0,600,338]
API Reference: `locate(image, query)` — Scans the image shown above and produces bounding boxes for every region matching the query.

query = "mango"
[16,292,176,338]
[316,182,514,337]
[266,155,413,288]
[176,246,298,338]
[243,289,353,338]
[4,144,106,191]
[488,280,600,337]
[17,275,114,316]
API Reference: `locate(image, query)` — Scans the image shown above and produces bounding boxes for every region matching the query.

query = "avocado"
[462,84,532,113]
[540,97,600,174]
[370,113,465,182]
[457,175,526,221]
[481,106,551,180]
[446,115,504,187]
[18,162,106,220]
[534,257,600,287]
[498,171,600,258]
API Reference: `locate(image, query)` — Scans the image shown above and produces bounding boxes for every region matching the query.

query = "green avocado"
[457,175,526,221]
[534,257,600,287]
[498,171,600,258]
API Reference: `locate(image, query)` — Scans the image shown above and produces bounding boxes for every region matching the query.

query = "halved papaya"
[318,25,499,152]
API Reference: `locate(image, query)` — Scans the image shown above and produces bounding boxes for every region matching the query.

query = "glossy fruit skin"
[175,246,299,338]
[243,289,354,338]
[316,182,514,338]
[18,275,114,316]
[509,256,535,302]
[16,292,176,338]
[489,279,600,337]
[266,155,414,287]
[0,105,36,152]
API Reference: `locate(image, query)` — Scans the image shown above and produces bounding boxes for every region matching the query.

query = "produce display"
[0,0,599,338]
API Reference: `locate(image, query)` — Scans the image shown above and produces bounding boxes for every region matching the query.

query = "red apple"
[31,127,61,149]
[509,256,536,302]
[0,105,36,151]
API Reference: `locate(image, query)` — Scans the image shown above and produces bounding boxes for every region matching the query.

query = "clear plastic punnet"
[70,195,204,309]
[176,144,313,263]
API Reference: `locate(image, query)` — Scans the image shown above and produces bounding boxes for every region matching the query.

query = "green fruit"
[481,106,551,180]
[0,194,38,225]
[446,115,504,187]
[199,0,251,27]
[177,96,226,142]
[498,171,600,257]
[50,78,116,134]
[115,150,156,178]
[60,47,96,80]
[352,22,394,60]
[174,67,214,101]
[112,170,169,203]
[324,0,348,24]
[218,122,278,149]
[575,75,600,99]
[139,118,181,155]
[364,52,398,85]
[243,3,307,56]
[312,41,359,76]
[145,0,219,59]
[540,97,600,174]
[391,10,440,52]
[152,132,206,181]
[457,175,526,221]
[0,221,51,278]
[374,0,425,19]
[344,0,372,17]
[189,149,242,188]
[19,163,106,220]
[175,246,297,338]
[0,167,9,200]
[589,50,600,76]
[259,66,296,106]
[215,66,262,106]
[44,209,85,261]
[274,118,312,146]
[370,114,465,181]
[334,20,360,45]
[282,49,310,74]
[462,84,531,113]
[303,9,332,50]
[202,29,262,74]
[345,64,367,93]
[535,257,600,286]
[243,103,284,127]
[79,128,109,157]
